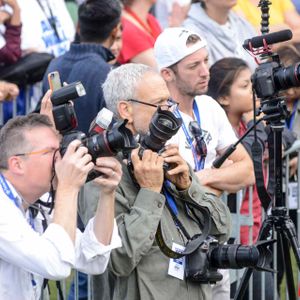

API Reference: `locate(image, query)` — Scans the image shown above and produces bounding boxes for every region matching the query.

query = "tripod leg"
[234,219,273,300]
[279,231,297,300]
[283,217,300,270]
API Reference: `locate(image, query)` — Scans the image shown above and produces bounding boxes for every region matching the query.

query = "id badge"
[168,243,185,280]
[288,182,298,209]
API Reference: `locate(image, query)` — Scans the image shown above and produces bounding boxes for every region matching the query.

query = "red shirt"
[118,14,161,64]
[238,121,263,245]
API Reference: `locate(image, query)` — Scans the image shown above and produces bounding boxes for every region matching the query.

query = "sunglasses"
[189,121,207,158]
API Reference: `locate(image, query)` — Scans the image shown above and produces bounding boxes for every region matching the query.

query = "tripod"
[234,97,300,300]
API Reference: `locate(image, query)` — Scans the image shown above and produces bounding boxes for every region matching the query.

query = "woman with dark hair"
[208,57,275,299]
[208,57,266,246]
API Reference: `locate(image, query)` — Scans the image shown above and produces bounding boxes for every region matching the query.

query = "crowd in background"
[1,0,300,299]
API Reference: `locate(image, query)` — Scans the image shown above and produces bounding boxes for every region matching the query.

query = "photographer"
[79,63,231,300]
[0,113,122,299]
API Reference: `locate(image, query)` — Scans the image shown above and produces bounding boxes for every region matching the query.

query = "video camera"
[50,80,137,182]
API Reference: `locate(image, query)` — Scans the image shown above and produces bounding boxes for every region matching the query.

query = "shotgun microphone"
[243,29,293,50]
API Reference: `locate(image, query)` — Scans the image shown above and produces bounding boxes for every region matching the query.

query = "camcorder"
[50,79,137,182]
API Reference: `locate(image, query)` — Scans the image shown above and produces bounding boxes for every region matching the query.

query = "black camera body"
[252,53,300,99]
[185,237,223,283]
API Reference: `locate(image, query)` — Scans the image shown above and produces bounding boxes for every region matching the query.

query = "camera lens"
[274,62,300,90]
[141,107,182,152]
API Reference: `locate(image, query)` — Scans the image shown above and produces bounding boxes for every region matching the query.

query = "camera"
[51,81,85,134]
[60,119,137,182]
[139,106,182,153]
[126,105,182,176]
[51,81,137,182]
[252,55,300,99]
[243,29,300,100]
[185,236,274,283]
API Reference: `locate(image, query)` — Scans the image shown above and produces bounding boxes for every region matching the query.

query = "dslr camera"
[127,101,182,176]
[243,29,300,100]
[50,80,137,182]
[184,236,274,283]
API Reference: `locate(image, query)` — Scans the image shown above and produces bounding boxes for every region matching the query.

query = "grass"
[48,272,73,300]
[280,250,299,300]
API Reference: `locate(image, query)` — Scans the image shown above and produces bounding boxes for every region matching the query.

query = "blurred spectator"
[208,57,266,245]
[292,0,300,13]
[118,0,161,68]
[154,0,191,29]
[17,0,75,57]
[277,44,300,138]
[234,0,300,43]
[42,0,122,134]
[183,0,257,70]
[108,24,122,67]
[0,80,18,101]
[0,0,21,65]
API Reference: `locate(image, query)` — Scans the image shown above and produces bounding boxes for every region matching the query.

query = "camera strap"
[155,185,211,259]
[251,140,272,211]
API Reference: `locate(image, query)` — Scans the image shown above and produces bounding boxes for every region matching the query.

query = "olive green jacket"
[79,160,231,300]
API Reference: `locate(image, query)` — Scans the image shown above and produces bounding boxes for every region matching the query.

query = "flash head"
[51,81,86,106]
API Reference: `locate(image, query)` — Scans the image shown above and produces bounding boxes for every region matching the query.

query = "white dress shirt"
[0,178,122,300]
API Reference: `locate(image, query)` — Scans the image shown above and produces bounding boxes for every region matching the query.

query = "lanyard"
[0,174,37,287]
[174,100,205,171]
[286,100,298,130]
[36,0,60,39]
[163,181,178,216]
[0,174,35,230]
[0,173,20,208]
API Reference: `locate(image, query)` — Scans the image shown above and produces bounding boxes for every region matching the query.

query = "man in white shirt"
[154,27,255,196]
[0,113,122,299]
[17,0,75,56]
[154,27,255,299]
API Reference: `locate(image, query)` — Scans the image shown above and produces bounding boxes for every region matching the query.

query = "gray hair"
[102,63,155,117]
[0,114,53,170]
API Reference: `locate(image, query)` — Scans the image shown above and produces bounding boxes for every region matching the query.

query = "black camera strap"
[155,194,211,259]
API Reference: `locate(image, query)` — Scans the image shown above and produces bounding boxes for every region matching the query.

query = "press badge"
[168,243,185,280]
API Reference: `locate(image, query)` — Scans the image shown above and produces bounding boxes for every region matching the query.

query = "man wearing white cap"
[154,27,254,198]
[154,27,255,298]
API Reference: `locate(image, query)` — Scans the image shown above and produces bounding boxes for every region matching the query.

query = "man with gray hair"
[79,63,231,300]
[0,113,122,299]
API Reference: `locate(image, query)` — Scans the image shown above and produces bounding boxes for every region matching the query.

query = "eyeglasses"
[127,98,179,111]
[14,147,59,157]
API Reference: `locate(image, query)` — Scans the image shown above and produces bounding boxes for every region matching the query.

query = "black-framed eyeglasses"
[127,98,179,111]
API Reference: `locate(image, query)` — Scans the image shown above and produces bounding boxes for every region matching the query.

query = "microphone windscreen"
[243,29,293,50]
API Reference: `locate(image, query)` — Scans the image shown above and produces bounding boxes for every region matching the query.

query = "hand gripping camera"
[50,81,137,182]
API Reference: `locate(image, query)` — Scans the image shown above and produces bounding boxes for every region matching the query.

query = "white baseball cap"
[154,27,207,70]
